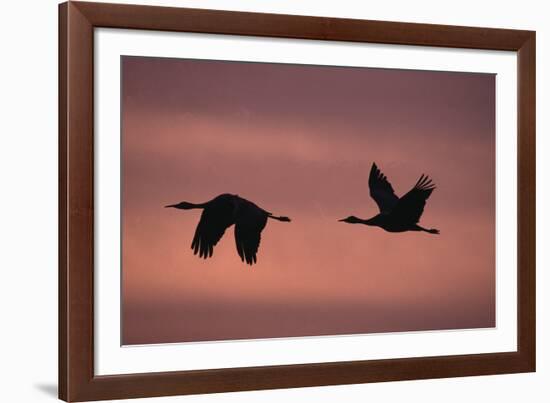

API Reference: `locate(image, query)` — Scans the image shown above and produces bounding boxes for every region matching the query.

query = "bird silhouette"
[165,194,291,265]
[339,163,439,234]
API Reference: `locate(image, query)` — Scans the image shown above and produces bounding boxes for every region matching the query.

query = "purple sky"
[121,56,495,345]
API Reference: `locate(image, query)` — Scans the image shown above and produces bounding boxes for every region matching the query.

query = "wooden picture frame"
[59,1,536,401]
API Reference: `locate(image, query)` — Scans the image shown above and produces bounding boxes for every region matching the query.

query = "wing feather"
[191,197,235,259]
[234,200,268,265]
[368,163,399,214]
[390,174,436,224]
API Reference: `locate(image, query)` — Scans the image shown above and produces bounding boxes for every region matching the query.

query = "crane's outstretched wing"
[191,199,235,259]
[391,174,436,224]
[369,163,399,214]
[234,201,268,265]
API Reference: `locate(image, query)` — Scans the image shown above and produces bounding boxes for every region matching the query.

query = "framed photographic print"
[59,1,535,401]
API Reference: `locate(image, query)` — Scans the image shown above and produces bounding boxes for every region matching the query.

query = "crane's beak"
[164,204,178,208]
[338,218,346,222]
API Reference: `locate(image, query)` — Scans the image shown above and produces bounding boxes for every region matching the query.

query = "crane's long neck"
[185,202,207,209]
[346,216,377,225]
[362,217,378,225]
[165,201,207,210]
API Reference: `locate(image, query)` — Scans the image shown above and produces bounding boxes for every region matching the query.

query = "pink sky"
[121,56,495,345]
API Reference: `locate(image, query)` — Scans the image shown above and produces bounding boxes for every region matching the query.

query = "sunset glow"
[122,56,495,345]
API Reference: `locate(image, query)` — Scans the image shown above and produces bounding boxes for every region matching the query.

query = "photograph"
[121,56,496,345]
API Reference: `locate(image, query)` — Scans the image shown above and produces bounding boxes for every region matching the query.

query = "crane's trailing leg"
[268,213,291,222]
[414,225,440,234]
